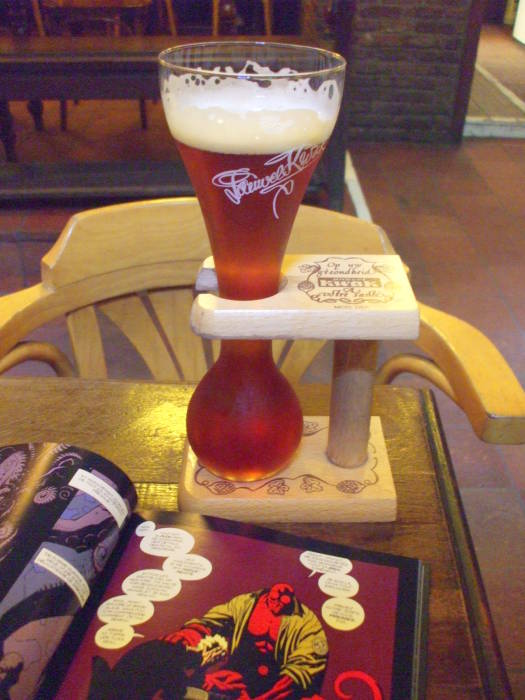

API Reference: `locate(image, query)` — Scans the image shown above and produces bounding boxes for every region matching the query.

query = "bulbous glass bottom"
[186,340,303,481]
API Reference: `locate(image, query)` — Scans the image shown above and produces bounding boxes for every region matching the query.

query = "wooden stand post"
[327,340,378,468]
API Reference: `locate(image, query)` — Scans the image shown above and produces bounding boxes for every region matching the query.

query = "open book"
[0,443,429,700]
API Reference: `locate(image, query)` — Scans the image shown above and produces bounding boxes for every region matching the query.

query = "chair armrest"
[0,341,75,377]
[415,302,525,444]
[375,353,456,401]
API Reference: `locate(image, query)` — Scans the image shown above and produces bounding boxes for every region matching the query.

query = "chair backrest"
[211,0,272,36]
[0,198,392,382]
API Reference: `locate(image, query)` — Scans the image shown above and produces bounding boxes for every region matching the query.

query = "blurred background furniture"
[0,37,347,207]
[0,1,354,210]
[0,198,523,446]
[31,0,153,37]
[29,0,154,130]
[163,1,277,36]
[0,34,172,165]
[212,0,272,36]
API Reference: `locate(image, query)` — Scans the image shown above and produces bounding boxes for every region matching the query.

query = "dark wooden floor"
[1,23,524,698]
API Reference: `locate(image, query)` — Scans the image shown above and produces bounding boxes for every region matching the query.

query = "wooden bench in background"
[0,30,349,209]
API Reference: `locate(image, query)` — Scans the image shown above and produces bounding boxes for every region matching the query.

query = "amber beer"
[179,141,326,480]
[180,138,326,480]
[185,337,303,481]
[176,141,326,300]
[159,42,345,480]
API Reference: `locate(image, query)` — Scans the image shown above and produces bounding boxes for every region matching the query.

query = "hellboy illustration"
[87,583,329,699]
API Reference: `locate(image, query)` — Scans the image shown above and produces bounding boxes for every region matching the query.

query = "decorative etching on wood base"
[179,416,396,523]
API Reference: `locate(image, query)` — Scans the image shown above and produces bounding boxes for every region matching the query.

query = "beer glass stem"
[219,339,273,362]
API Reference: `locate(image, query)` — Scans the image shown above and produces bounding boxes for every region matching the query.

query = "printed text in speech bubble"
[163,553,212,581]
[97,595,154,625]
[318,572,359,598]
[122,569,181,601]
[95,623,142,650]
[322,597,365,631]
[300,550,352,577]
[135,520,156,537]
[140,527,194,558]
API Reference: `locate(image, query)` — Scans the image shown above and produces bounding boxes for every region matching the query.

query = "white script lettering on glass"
[211,145,325,219]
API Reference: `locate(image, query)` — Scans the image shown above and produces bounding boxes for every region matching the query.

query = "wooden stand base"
[178,416,396,522]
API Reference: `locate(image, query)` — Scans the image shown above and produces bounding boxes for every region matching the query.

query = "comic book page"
[55,513,428,700]
[0,443,137,700]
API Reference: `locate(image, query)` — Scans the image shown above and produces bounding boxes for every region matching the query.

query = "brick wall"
[337,1,475,142]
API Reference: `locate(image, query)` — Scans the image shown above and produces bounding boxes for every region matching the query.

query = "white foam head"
[161,61,342,154]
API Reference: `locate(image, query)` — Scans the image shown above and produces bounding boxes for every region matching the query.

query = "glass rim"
[158,41,346,80]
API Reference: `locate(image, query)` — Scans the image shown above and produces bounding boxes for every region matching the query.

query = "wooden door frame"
[451,0,487,141]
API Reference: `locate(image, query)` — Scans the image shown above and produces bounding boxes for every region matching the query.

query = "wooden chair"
[212,0,272,36]
[0,198,523,445]
[161,0,176,35]
[31,0,153,37]
[162,1,272,37]
[30,0,153,130]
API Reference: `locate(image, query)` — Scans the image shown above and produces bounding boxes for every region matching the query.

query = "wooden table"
[0,376,512,698]
[0,34,345,208]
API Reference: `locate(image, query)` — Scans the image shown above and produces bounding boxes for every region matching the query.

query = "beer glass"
[159,42,346,481]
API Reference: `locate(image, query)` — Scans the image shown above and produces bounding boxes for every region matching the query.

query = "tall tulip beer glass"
[159,42,345,481]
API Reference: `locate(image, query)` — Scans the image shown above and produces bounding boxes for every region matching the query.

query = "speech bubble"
[95,623,141,650]
[318,573,359,599]
[321,597,365,631]
[135,521,156,537]
[300,550,352,577]
[97,595,155,626]
[163,553,212,581]
[140,527,195,557]
[122,569,181,601]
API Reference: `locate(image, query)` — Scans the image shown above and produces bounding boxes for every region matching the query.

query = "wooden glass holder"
[179,254,419,523]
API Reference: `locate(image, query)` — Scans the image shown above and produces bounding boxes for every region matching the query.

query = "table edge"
[420,390,513,699]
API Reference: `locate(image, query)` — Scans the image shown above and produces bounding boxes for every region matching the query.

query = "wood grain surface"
[0,377,512,698]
